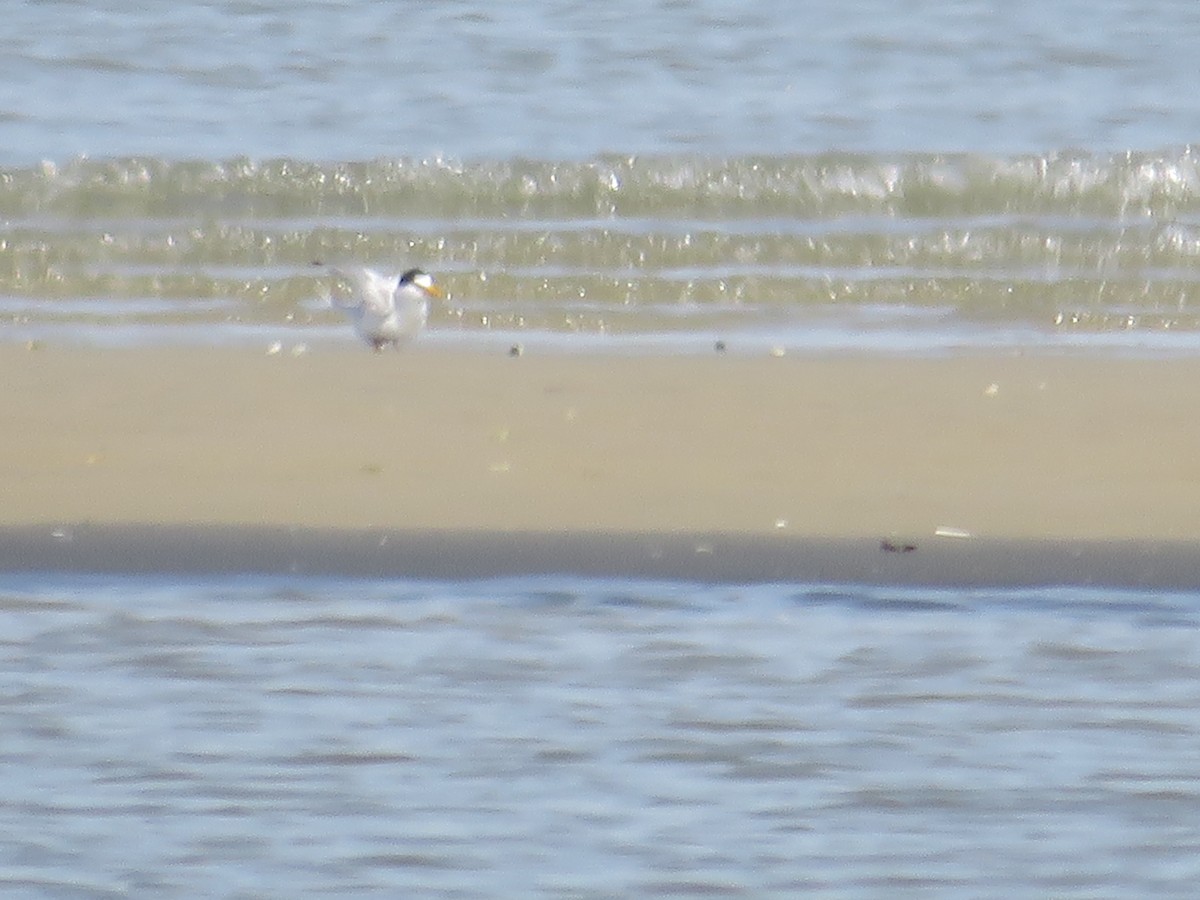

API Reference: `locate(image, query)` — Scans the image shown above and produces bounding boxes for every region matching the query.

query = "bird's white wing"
[329,267,397,316]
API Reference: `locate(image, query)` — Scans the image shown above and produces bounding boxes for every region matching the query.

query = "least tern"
[328,266,445,351]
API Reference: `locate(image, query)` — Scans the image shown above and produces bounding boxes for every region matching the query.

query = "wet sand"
[3,524,1200,589]
[4,344,1200,584]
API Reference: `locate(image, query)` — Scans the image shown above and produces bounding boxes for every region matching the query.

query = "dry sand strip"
[1,524,1199,590]
[4,345,1200,556]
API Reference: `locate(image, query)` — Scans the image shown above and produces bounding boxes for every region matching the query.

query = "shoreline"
[3,524,1200,589]
[6,344,1200,585]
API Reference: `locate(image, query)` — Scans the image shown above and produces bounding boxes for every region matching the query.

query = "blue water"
[8,2,1200,350]
[3,573,1200,897]
[5,0,1200,162]
[5,3,1200,894]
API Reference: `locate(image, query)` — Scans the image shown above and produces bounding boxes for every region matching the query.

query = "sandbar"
[3,343,1200,584]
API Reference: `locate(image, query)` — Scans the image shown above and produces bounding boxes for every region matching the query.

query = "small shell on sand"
[934,525,973,539]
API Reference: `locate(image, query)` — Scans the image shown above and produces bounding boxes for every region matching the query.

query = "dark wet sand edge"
[0,524,1196,590]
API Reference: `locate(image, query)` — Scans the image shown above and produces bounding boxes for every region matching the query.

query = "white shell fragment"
[934,525,974,539]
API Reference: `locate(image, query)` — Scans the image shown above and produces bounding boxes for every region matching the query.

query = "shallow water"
[8,152,1200,352]
[3,574,1200,897]
[6,1,1200,350]
[7,0,1200,162]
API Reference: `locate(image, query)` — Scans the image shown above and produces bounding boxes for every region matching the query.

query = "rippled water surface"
[7,0,1200,161]
[6,1,1200,349]
[4,574,1200,897]
[8,152,1200,351]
